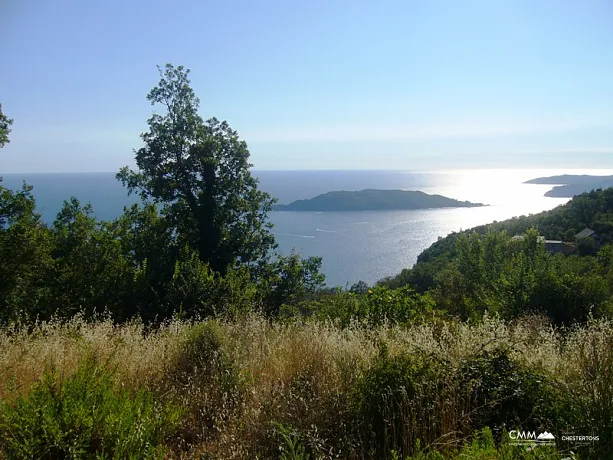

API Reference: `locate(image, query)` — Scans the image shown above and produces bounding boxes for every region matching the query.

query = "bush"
[167,249,258,320]
[353,347,450,458]
[363,286,436,327]
[456,347,557,440]
[0,356,182,459]
[308,286,436,328]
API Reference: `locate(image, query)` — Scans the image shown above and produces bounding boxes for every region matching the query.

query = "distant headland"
[272,189,486,211]
[525,175,613,198]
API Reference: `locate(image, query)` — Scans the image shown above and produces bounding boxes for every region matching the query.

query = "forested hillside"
[379,187,613,324]
[272,189,484,211]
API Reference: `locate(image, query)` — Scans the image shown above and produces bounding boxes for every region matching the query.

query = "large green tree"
[117,64,277,275]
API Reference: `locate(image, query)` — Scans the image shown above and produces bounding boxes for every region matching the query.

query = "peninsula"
[524,175,613,198]
[272,189,486,211]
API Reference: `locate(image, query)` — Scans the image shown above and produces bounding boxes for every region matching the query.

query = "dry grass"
[1,313,612,458]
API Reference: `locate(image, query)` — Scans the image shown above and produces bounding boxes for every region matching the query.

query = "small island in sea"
[524,175,613,197]
[272,189,486,211]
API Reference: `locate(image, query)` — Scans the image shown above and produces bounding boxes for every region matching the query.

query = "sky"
[1,0,613,172]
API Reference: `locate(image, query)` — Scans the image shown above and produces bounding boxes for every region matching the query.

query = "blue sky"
[1,0,612,172]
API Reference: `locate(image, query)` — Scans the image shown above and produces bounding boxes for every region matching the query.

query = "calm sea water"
[3,168,612,287]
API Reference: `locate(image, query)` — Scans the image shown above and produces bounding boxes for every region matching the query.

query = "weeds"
[0,355,182,459]
[0,314,611,458]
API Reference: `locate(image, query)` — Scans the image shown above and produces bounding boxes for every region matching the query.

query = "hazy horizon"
[2,0,613,173]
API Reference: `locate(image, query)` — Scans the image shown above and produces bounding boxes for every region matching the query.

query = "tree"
[117,64,277,275]
[0,103,12,148]
[349,280,370,294]
[255,251,326,315]
[50,198,134,320]
[0,183,55,324]
[576,236,598,256]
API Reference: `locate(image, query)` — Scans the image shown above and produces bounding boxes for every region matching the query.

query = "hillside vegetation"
[380,187,613,324]
[1,313,612,459]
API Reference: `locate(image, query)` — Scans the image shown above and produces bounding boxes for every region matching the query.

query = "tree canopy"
[117,64,277,275]
[0,103,12,148]
[0,69,328,325]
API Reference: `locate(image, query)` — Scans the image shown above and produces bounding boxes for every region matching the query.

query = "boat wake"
[273,232,315,239]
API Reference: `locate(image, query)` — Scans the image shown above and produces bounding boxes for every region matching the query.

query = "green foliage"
[361,286,435,326]
[175,322,236,384]
[273,422,311,460]
[0,357,182,459]
[0,102,12,148]
[389,212,613,324]
[305,286,435,327]
[258,251,326,316]
[349,280,370,294]
[456,347,558,440]
[0,181,38,228]
[0,69,326,325]
[0,183,55,324]
[352,346,572,459]
[378,234,459,293]
[386,187,613,304]
[51,198,135,320]
[444,230,515,318]
[529,268,610,325]
[0,184,324,324]
[294,288,361,324]
[353,349,448,458]
[168,248,225,318]
[107,202,179,321]
[117,64,277,276]
[576,236,598,256]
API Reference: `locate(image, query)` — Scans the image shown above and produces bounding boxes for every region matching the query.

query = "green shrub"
[167,249,258,320]
[353,347,449,458]
[174,321,238,389]
[456,347,557,440]
[308,286,436,327]
[273,422,311,460]
[362,286,436,326]
[0,357,182,459]
[305,290,364,326]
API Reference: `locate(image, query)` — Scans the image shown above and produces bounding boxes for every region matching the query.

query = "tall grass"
[1,313,611,459]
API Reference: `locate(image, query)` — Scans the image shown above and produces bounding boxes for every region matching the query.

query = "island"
[524,175,613,198]
[272,189,486,211]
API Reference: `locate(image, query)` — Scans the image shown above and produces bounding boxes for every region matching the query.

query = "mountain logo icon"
[537,432,555,440]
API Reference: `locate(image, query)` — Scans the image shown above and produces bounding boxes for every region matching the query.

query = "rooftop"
[575,228,596,239]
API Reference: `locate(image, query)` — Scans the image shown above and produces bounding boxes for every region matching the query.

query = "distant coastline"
[272,189,486,212]
[525,175,613,197]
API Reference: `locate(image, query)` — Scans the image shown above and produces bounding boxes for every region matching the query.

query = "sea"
[3,168,612,287]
